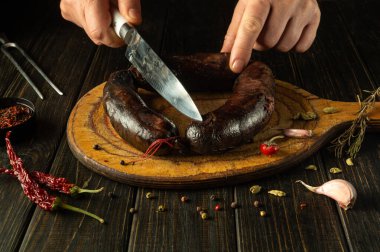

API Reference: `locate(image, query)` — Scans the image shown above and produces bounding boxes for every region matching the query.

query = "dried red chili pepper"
[4,131,104,223]
[259,135,285,156]
[0,169,103,197]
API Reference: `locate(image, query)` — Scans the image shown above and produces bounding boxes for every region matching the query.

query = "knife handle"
[111,8,134,43]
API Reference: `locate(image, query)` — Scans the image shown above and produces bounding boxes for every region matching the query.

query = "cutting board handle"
[315,100,380,129]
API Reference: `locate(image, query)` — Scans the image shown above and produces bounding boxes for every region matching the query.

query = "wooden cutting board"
[67,80,380,188]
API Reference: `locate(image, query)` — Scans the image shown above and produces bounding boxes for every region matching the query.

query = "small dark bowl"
[0,97,35,142]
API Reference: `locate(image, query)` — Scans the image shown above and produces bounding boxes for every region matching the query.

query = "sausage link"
[103,70,178,154]
[185,61,275,154]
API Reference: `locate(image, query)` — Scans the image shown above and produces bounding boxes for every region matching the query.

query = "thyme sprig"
[331,87,380,159]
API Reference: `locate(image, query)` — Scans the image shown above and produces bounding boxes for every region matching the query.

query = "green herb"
[323,107,339,114]
[305,164,317,171]
[268,190,286,197]
[249,185,262,194]
[157,205,166,212]
[346,158,354,166]
[329,167,342,174]
[145,192,153,199]
[331,87,380,158]
[201,212,208,220]
[293,111,318,120]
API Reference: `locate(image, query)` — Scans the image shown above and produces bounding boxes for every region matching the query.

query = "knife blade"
[112,9,202,121]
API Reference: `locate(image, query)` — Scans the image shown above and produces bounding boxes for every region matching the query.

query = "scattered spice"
[329,167,342,174]
[305,164,318,171]
[4,131,104,223]
[0,169,104,197]
[129,208,137,214]
[120,160,126,165]
[145,192,153,199]
[283,129,313,138]
[180,196,189,203]
[230,202,239,209]
[346,158,354,166]
[92,144,101,150]
[300,202,307,210]
[253,200,261,208]
[249,185,262,194]
[0,105,32,129]
[157,205,166,212]
[293,111,317,120]
[268,190,286,197]
[200,212,208,220]
[323,107,339,114]
[209,194,217,201]
[296,179,357,210]
[260,135,284,156]
[331,87,380,158]
[259,210,267,217]
[214,204,221,211]
[108,192,116,198]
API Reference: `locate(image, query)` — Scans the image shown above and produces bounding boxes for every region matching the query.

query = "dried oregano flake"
[329,167,342,174]
[268,190,286,197]
[249,185,262,194]
[305,164,318,171]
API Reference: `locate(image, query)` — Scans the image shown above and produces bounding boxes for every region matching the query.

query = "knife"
[111,8,203,121]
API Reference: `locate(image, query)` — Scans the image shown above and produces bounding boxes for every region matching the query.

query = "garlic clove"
[283,129,313,138]
[296,179,357,210]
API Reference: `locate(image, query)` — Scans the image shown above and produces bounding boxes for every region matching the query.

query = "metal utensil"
[112,8,202,121]
[0,35,63,99]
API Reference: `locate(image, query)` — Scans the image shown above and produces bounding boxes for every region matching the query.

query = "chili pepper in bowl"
[259,135,285,156]
[4,131,104,223]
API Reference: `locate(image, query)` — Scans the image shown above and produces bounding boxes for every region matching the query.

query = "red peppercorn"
[214,204,221,211]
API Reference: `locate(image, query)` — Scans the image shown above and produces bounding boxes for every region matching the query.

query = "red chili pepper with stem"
[0,169,103,197]
[4,131,104,223]
[260,135,285,156]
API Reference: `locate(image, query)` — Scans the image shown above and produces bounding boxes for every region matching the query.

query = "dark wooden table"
[1,0,379,251]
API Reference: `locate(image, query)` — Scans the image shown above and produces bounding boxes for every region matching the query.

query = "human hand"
[60,0,142,47]
[221,0,321,73]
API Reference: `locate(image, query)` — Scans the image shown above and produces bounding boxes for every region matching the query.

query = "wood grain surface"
[1,0,380,251]
[66,79,380,188]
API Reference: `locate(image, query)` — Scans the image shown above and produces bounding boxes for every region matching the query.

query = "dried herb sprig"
[331,87,380,159]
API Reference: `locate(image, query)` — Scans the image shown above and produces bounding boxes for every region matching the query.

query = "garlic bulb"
[296,179,357,210]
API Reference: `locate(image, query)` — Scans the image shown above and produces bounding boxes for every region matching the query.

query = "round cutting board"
[67,80,378,188]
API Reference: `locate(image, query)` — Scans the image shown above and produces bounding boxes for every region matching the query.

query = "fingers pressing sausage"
[222,0,320,73]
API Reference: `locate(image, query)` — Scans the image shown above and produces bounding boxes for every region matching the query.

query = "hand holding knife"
[111,8,203,122]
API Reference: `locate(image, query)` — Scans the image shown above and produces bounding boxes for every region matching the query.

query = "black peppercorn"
[93,144,101,150]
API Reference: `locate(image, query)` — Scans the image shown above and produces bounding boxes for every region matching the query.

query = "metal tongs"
[0,34,63,99]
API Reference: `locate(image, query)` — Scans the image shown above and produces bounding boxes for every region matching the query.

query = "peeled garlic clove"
[296,179,357,210]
